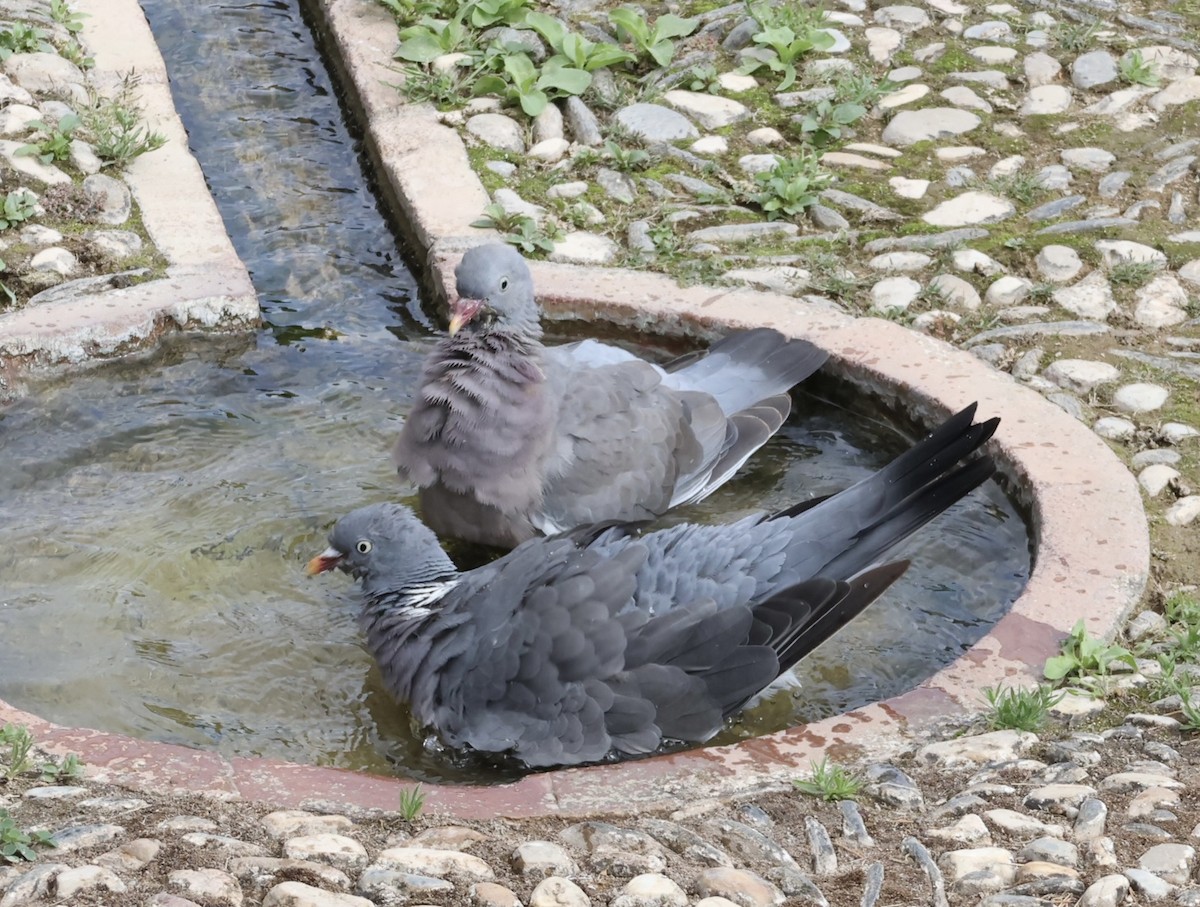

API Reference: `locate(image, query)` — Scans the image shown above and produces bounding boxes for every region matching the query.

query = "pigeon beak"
[448,297,483,336]
[306,546,345,575]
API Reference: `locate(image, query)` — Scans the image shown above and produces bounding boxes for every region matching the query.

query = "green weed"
[793,757,863,801]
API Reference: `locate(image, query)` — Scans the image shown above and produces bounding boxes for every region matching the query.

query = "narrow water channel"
[0,0,1031,782]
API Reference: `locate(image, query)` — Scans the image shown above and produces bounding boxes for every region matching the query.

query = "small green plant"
[798,99,867,146]
[51,0,87,33]
[1053,20,1101,52]
[1,724,36,780]
[0,22,54,60]
[0,189,38,231]
[0,257,14,308]
[16,113,82,165]
[1,808,56,864]
[82,74,168,168]
[399,62,480,107]
[608,8,698,68]
[985,169,1046,206]
[833,71,895,107]
[470,203,560,254]
[475,50,590,116]
[524,12,634,71]
[738,1,833,90]
[375,0,456,20]
[1108,260,1158,286]
[1044,619,1137,682]
[752,151,831,219]
[399,784,426,820]
[394,14,476,63]
[686,63,722,93]
[39,752,84,783]
[793,757,863,801]
[982,683,1064,731]
[464,0,530,27]
[604,139,651,172]
[1119,48,1160,86]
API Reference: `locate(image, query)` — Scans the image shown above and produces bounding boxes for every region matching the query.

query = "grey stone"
[1036,245,1084,283]
[1019,837,1079,867]
[1043,359,1120,393]
[372,846,495,880]
[4,51,85,96]
[870,276,921,313]
[819,189,901,221]
[1062,147,1115,172]
[1093,416,1136,440]
[1132,449,1181,467]
[465,113,525,152]
[1097,240,1168,268]
[1026,195,1087,222]
[662,90,749,129]
[610,873,688,907]
[613,103,698,141]
[1024,52,1062,87]
[881,107,981,145]
[864,228,988,252]
[563,97,602,146]
[986,275,1033,306]
[693,867,784,907]
[928,273,981,310]
[81,173,132,224]
[262,882,374,907]
[169,869,243,907]
[1134,274,1189,328]
[1054,272,1117,321]
[1073,51,1119,89]
[596,168,636,204]
[1022,85,1072,115]
[1035,164,1073,191]
[804,817,836,875]
[357,868,454,899]
[1113,383,1169,413]
[1098,171,1132,198]
[52,865,127,898]
[687,222,798,243]
[808,204,849,230]
[513,841,577,876]
[924,191,1015,226]
[1078,873,1129,907]
[1165,497,1200,527]
[704,819,799,871]
[963,20,1012,41]
[282,834,367,873]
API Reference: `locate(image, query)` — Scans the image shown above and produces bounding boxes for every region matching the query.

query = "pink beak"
[448,297,483,335]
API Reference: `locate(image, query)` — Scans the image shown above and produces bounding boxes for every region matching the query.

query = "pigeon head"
[450,243,539,337]
[307,502,456,596]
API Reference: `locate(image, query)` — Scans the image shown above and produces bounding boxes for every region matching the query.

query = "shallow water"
[0,0,1030,783]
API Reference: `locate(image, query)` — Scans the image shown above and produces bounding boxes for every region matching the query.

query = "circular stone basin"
[0,260,1148,816]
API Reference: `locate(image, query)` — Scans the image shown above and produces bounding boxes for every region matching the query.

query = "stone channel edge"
[0,0,1151,819]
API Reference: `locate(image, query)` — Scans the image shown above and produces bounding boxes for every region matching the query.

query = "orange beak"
[448,297,483,336]
[306,546,345,575]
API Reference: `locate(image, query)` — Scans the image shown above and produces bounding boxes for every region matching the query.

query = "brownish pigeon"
[311,404,999,769]
[393,243,828,548]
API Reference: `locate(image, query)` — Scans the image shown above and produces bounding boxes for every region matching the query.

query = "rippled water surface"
[0,0,1031,782]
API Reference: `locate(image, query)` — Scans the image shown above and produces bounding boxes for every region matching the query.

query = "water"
[0,0,1030,783]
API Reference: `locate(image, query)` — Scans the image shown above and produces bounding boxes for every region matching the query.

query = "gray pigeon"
[312,404,999,769]
[393,243,828,548]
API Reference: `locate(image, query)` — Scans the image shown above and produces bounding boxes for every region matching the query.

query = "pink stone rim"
[0,0,1149,818]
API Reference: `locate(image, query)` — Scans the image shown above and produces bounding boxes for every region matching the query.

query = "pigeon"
[393,242,829,549]
[310,404,999,769]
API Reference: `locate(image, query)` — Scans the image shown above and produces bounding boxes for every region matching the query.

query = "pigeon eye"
[499,277,509,292]
[356,540,372,554]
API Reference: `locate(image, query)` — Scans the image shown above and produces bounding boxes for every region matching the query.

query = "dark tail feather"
[768,561,910,671]
[823,455,995,579]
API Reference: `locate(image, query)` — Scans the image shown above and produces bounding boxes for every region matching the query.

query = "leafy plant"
[471,203,560,254]
[0,23,53,60]
[81,74,168,168]
[475,50,589,116]
[737,1,833,90]
[833,72,894,106]
[395,14,477,64]
[982,684,1063,731]
[465,0,529,27]
[0,189,38,231]
[1053,20,1101,52]
[1044,619,1137,681]
[793,757,862,801]
[1,724,36,780]
[399,62,480,106]
[985,169,1046,206]
[39,752,83,783]
[752,151,831,219]
[608,8,698,68]
[51,0,87,33]
[524,12,635,71]
[1108,260,1158,286]
[1119,49,1160,86]
[399,784,425,820]
[686,63,721,93]
[604,139,650,172]
[1,809,55,864]
[375,0,456,20]
[1178,688,1200,732]
[16,113,82,165]
[798,99,866,146]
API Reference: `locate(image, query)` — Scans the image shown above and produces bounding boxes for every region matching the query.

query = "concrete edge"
[0,0,258,391]
[0,0,1151,819]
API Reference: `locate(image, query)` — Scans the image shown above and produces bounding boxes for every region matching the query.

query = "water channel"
[0,0,1031,782]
